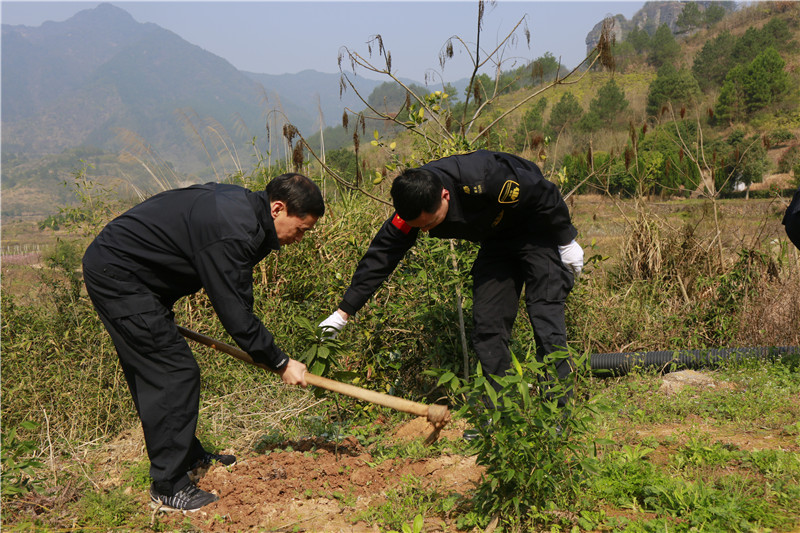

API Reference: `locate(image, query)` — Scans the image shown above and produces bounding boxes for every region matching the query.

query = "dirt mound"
[150,419,483,531]
[163,444,482,531]
[392,416,469,442]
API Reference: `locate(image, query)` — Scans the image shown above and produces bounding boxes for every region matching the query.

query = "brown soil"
[151,417,482,532]
[49,373,800,531]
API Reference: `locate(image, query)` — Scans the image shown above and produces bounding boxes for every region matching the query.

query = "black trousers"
[82,252,206,495]
[470,234,575,400]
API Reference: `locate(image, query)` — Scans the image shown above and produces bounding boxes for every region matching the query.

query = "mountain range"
[1,1,689,218]
[1,3,389,175]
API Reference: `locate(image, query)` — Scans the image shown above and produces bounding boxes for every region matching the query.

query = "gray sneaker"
[150,482,218,511]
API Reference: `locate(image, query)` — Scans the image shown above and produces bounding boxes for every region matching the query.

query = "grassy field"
[2,190,799,531]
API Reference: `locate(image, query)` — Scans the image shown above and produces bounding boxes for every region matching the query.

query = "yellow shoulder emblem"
[498,180,520,204]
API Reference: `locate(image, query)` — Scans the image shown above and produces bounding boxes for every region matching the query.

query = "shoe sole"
[150,498,217,513]
[150,500,202,513]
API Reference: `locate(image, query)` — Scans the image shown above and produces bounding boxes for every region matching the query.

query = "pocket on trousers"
[116,309,178,355]
[546,258,574,302]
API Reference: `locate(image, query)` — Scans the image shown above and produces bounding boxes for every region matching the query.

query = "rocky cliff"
[585,1,722,53]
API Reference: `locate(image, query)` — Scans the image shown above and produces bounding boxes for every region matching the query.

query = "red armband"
[391,213,412,234]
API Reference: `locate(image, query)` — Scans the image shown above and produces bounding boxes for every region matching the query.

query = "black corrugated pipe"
[590,346,800,376]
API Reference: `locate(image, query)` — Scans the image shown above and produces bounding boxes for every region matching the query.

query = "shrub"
[456,349,600,530]
[1,421,45,499]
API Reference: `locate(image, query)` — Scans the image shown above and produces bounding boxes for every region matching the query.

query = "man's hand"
[558,240,584,277]
[278,359,307,387]
[318,310,348,339]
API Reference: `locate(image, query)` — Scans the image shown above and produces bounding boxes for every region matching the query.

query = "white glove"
[558,240,584,277]
[318,311,347,339]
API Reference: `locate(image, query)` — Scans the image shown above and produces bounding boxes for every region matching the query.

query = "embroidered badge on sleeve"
[498,180,520,204]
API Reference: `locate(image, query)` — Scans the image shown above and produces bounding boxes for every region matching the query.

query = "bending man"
[83,174,323,511]
[320,150,582,407]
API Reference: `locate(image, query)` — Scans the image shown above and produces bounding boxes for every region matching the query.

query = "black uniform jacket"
[83,183,289,370]
[338,150,578,316]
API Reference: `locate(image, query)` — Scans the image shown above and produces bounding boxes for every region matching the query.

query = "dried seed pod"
[282,123,298,144]
[597,17,617,71]
[292,142,304,171]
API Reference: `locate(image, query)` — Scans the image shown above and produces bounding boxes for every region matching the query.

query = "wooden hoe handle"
[177,326,449,424]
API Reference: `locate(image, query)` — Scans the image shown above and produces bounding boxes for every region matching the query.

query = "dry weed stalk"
[115,128,181,194]
[335,4,615,163]
[736,264,800,345]
[621,208,664,281]
[658,104,764,268]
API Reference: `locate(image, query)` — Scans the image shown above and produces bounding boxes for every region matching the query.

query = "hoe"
[177,326,451,444]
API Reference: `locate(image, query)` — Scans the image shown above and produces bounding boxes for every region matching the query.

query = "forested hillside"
[2,1,798,221]
[319,1,798,205]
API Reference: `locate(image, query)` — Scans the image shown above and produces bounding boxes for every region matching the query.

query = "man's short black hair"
[390,168,443,221]
[266,173,325,218]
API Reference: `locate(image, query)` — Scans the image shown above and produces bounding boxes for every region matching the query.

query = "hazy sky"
[1,0,646,81]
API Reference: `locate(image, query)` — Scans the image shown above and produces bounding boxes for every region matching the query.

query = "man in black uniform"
[83,173,324,511]
[319,150,583,407]
[784,185,800,250]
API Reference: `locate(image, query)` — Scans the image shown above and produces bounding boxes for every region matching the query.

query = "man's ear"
[441,188,450,202]
[270,200,286,219]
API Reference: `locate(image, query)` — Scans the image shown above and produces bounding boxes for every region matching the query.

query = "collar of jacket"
[439,175,465,225]
[250,189,281,251]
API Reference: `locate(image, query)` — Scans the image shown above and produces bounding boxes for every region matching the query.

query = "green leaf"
[437,371,456,386]
[413,514,424,533]
[511,353,523,376]
[310,361,325,376]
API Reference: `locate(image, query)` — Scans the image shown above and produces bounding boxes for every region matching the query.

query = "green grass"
[353,475,461,531]
[578,359,800,532]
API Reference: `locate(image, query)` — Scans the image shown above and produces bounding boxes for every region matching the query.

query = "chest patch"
[498,180,520,204]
